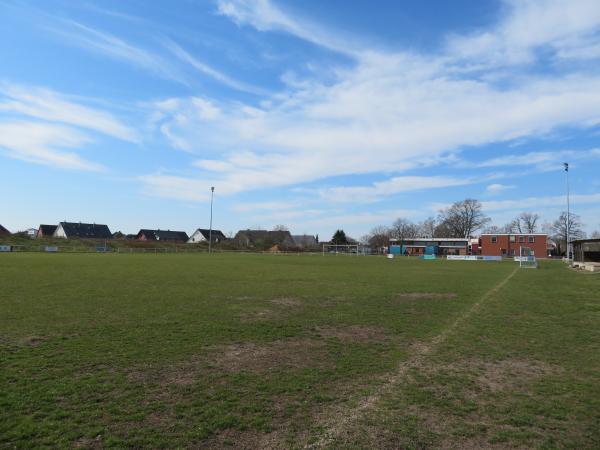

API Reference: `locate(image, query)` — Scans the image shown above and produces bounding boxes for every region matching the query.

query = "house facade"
[478,233,548,257]
[188,228,227,244]
[53,222,112,239]
[0,224,10,236]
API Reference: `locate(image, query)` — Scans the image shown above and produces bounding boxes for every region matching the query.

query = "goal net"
[322,244,359,255]
[518,246,538,269]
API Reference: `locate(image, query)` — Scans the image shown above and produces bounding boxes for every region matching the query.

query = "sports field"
[1,253,599,449]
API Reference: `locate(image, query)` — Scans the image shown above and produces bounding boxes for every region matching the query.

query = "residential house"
[0,224,10,235]
[234,229,295,248]
[53,222,112,239]
[188,228,227,244]
[292,234,318,248]
[37,224,57,238]
[136,229,189,242]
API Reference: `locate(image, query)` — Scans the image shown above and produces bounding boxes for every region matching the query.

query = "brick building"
[479,233,548,258]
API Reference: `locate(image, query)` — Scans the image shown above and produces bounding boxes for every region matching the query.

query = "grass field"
[1,253,599,449]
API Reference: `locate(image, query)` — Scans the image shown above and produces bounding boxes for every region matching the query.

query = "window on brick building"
[491,235,497,243]
[528,236,535,243]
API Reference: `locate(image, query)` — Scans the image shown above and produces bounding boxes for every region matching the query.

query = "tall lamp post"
[564,163,570,260]
[209,186,215,254]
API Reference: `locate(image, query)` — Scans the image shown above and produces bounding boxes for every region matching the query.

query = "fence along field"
[1,253,598,448]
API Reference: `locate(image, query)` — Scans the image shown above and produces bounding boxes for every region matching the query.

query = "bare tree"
[483,225,503,234]
[365,225,391,250]
[437,199,491,238]
[418,217,437,238]
[591,230,600,239]
[552,211,585,255]
[391,218,417,253]
[511,212,540,233]
[272,224,289,231]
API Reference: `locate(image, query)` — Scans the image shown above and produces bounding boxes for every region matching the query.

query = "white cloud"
[482,192,600,211]
[0,121,103,171]
[138,174,212,202]
[46,19,189,85]
[0,83,139,143]
[162,38,268,95]
[216,0,362,57]
[142,0,600,202]
[485,183,516,193]
[317,176,473,203]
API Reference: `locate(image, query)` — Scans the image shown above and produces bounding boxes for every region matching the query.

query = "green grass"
[1,253,598,448]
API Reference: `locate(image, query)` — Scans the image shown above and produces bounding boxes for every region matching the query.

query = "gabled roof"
[193,228,227,241]
[57,222,112,239]
[38,224,57,236]
[0,224,10,235]
[137,229,189,242]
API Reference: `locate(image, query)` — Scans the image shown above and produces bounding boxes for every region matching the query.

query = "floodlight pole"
[209,186,215,254]
[564,163,570,260]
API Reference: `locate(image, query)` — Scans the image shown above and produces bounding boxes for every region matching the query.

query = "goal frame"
[519,246,538,269]
[322,243,360,256]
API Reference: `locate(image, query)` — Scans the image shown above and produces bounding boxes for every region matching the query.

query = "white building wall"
[53,224,68,239]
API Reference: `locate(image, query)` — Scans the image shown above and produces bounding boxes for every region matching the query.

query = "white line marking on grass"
[308,267,519,449]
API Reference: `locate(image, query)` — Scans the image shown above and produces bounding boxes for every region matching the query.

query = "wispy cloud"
[162,38,268,95]
[216,0,363,57]
[45,19,189,85]
[0,83,139,142]
[481,192,600,211]
[0,121,103,171]
[485,183,516,194]
[143,0,600,201]
[317,176,474,203]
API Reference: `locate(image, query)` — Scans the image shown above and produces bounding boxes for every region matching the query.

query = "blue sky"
[1,0,600,239]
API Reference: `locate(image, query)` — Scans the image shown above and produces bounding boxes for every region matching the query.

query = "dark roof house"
[37,224,57,238]
[234,229,295,248]
[54,222,112,239]
[0,224,10,235]
[137,229,189,242]
[188,228,227,243]
[292,234,318,247]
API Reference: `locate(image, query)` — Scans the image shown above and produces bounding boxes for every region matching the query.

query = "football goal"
[322,243,360,256]
[518,246,538,269]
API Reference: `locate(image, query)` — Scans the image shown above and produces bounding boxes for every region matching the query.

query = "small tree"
[551,211,585,255]
[331,229,349,245]
[273,224,289,231]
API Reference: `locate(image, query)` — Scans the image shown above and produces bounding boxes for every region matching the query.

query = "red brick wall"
[479,235,547,258]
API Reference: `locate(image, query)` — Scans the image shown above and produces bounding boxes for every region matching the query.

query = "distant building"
[136,229,189,242]
[389,238,470,256]
[0,224,10,235]
[37,224,57,238]
[112,231,126,240]
[53,222,112,239]
[234,229,295,247]
[292,234,318,248]
[188,228,227,244]
[479,233,548,258]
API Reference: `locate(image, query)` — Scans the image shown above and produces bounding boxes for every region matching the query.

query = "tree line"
[360,198,594,255]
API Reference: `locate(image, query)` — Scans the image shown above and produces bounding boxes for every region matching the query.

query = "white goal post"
[517,246,538,268]
[322,243,360,256]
